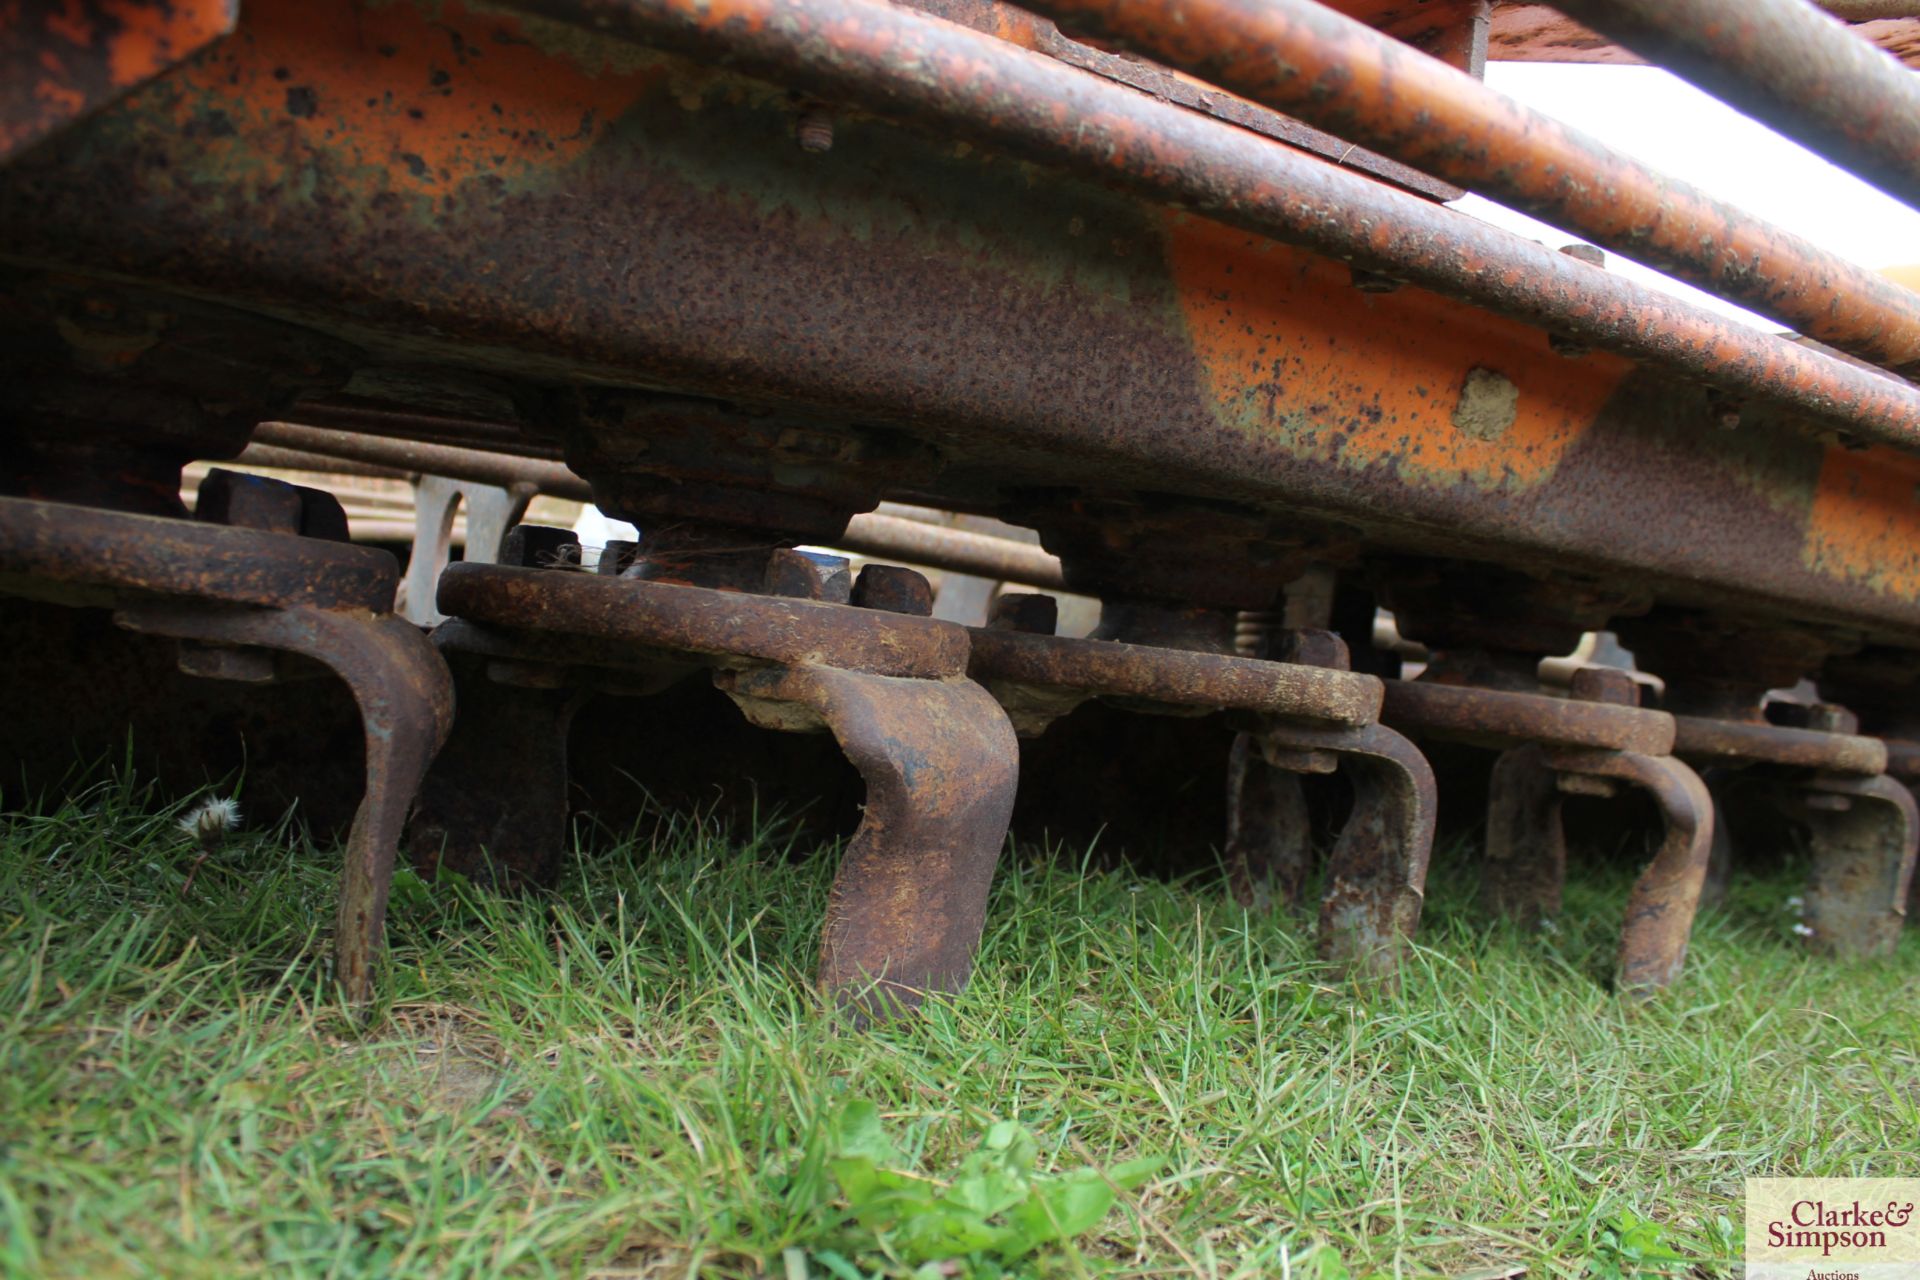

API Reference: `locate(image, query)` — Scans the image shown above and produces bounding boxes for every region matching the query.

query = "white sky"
[1461,62,1920,330]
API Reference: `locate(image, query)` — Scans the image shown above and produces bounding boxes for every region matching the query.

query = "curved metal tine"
[720,664,1018,1022]
[1799,773,1917,959]
[1225,730,1312,911]
[1262,720,1435,984]
[1482,744,1566,925]
[1551,749,1713,996]
[116,604,454,1008]
[407,649,583,890]
[1696,767,1740,912]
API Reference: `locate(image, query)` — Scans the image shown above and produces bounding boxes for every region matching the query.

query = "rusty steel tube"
[509,0,1920,451]
[250,423,1070,588]
[1553,0,1920,214]
[253,423,592,499]
[1019,0,1920,380]
[835,514,1065,590]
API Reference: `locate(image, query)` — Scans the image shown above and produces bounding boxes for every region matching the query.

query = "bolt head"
[597,539,641,576]
[1570,666,1639,707]
[195,469,304,535]
[764,549,853,603]
[501,524,582,569]
[989,593,1059,635]
[1805,702,1859,735]
[1269,628,1350,671]
[851,564,933,615]
[176,641,278,683]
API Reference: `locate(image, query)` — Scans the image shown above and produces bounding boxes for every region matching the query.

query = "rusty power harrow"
[6,0,1920,1014]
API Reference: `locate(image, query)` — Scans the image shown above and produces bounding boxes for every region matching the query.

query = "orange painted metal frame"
[4,0,1920,641]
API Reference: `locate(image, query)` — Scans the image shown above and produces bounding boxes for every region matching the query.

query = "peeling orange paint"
[157,0,667,196]
[104,0,236,89]
[3,0,236,159]
[1805,443,1920,597]
[1163,213,1631,489]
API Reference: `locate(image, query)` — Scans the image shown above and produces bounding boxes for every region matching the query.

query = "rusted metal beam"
[506,0,1920,450]
[1553,0,1920,212]
[15,0,1920,637]
[1021,0,1920,380]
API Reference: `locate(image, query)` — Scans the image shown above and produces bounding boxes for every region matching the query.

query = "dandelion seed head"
[178,796,242,842]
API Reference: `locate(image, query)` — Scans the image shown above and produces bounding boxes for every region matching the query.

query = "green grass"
[2,772,1917,1279]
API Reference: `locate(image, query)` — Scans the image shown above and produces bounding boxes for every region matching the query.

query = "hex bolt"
[176,640,278,684]
[988,592,1059,635]
[765,549,853,602]
[195,469,353,541]
[1268,627,1351,671]
[501,524,582,569]
[1261,744,1340,775]
[486,659,568,689]
[1570,665,1640,707]
[1804,702,1859,735]
[1349,266,1401,294]
[295,487,353,542]
[851,564,934,615]
[597,539,641,576]
[195,469,305,535]
[796,106,834,153]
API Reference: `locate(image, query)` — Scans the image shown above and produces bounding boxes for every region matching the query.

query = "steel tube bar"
[510,0,1920,451]
[234,445,413,482]
[1819,1,1920,17]
[1020,0,1920,380]
[1552,0,1920,213]
[834,514,1065,591]
[254,423,589,500]
[966,626,1385,724]
[250,425,1071,589]
[1670,714,1887,773]
[1381,679,1676,754]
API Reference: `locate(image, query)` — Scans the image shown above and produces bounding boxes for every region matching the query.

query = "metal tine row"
[7,459,1916,1023]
